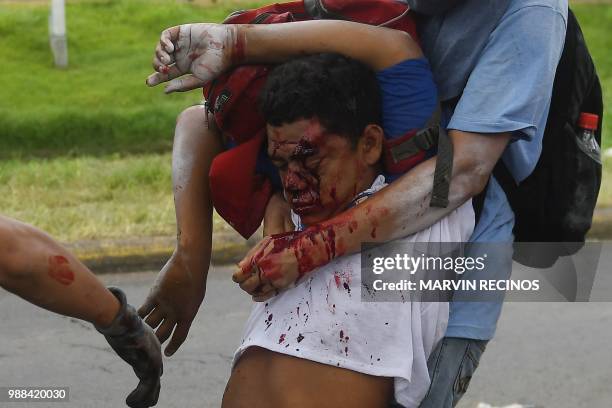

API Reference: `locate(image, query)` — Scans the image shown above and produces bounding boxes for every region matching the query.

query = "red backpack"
[207,0,420,239]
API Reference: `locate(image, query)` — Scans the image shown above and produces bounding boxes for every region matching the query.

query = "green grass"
[572,3,612,149]
[598,157,612,207]
[0,0,264,158]
[0,153,175,241]
[0,152,235,242]
[0,0,261,242]
[1,1,610,244]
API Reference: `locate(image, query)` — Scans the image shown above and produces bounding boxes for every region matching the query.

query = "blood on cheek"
[48,255,75,285]
[281,141,324,212]
[283,172,321,213]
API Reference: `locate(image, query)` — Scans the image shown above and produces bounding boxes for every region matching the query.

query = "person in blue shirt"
[400,1,567,406]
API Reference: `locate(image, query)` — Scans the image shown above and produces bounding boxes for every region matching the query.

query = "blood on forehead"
[267,119,329,159]
[301,119,328,145]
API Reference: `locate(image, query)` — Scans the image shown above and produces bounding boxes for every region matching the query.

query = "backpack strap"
[387,127,437,163]
[430,126,453,208]
[386,125,453,208]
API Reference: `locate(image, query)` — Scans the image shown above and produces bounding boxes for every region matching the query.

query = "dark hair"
[258,53,382,144]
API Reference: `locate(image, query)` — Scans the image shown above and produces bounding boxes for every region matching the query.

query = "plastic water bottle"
[576,112,602,164]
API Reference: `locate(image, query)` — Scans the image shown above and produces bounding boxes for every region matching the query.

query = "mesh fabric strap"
[430,126,453,208]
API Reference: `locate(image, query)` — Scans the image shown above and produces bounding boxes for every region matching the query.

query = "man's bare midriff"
[222,346,394,408]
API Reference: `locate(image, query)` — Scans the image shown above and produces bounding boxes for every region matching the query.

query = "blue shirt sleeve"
[376,58,438,138]
[447,4,567,182]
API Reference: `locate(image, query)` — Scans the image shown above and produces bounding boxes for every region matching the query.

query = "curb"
[70,209,612,274]
[67,232,259,274]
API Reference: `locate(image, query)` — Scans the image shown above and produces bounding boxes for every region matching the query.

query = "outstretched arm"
[0,215,120,326]
[146,20,422,92]
[0,215,163,408]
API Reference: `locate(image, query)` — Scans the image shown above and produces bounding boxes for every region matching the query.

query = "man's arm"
[146,20,422,92]
[137,107,223,357]
[242,20,422,70]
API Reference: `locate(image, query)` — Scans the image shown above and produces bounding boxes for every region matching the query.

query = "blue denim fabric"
[418,337,488,408]
[389,337,488,408]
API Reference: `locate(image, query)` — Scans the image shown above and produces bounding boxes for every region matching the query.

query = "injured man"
[225,53,475,408]
[146,19,475,408]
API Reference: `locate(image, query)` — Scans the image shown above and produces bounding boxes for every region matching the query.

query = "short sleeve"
[376,58,438,138]
[447,5,567,142]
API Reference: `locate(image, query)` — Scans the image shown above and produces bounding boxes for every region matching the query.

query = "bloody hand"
[96,287,163,408]
[233,225,341,301]
[146,23,244,93]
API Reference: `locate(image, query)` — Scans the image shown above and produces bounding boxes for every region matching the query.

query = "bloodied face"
[267,117,383,225]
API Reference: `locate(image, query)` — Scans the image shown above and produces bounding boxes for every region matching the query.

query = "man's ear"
[358,124,384,166]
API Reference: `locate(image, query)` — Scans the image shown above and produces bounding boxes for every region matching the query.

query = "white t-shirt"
[233,176,475,407]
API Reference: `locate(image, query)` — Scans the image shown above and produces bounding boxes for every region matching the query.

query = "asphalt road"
[1,264,611,408]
